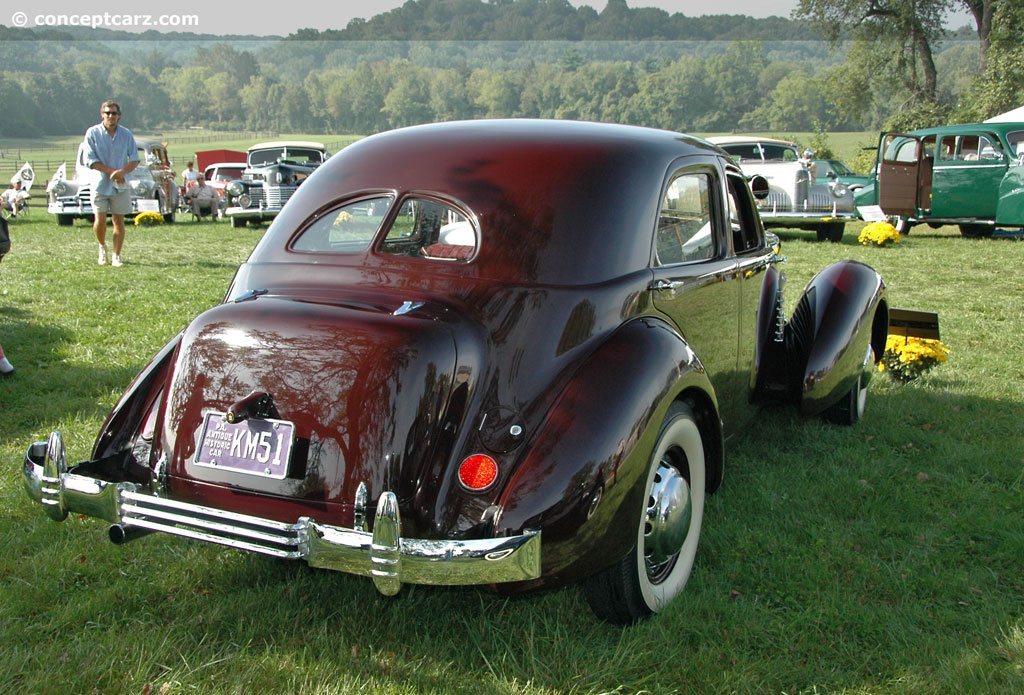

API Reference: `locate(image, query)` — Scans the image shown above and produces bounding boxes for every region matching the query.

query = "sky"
[11,0,972,37]
[12,1,800,37]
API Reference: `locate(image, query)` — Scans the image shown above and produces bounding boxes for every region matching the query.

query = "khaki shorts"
[91,187,132,216]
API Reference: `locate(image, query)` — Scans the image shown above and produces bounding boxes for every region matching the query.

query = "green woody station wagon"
[854,122,1024,237]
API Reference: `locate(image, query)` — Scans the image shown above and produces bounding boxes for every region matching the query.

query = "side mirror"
[748,174,769,200]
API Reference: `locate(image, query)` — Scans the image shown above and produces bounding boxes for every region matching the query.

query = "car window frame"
[288,194,396,255]
[653,160,728,268]
[376,194,478,262]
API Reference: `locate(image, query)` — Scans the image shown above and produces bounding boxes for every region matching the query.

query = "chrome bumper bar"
[23,432,541,595]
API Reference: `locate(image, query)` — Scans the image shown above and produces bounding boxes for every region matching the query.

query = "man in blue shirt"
[83,100,139,267]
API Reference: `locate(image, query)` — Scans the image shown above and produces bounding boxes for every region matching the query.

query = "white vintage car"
[708,136,857,242]
[46,139,180,226]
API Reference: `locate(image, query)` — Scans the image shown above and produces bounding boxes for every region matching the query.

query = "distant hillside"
[2,0,814,44]
[0,0,981,139]
[289,0,811,41]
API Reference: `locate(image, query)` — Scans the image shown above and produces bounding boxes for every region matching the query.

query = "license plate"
[195,412,294,479]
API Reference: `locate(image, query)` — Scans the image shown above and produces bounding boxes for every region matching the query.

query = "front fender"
[492,317,720,592]
[997,166,1024,225]
[791,260,887,416]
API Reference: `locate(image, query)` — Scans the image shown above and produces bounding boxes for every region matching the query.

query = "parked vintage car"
[815,159,872,192]
[853,121,1024,237]
[201,162,247,215]
[708,135,858,242]
[24,120,890,624]
[224,141,329,228]
[46,139,180,226]
[203,163,246,194]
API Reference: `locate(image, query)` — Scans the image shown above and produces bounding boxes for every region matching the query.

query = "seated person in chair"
[183,174,219,219]
[1,180,30,218]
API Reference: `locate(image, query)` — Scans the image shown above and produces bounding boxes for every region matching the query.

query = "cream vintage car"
[46,139,180,225]
[708,136,858,242]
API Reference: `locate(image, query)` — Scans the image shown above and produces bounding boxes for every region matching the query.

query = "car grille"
[248,185,298,209]
[766,189,840,213]
[77,185,92,209]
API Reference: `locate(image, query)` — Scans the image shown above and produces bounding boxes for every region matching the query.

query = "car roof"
[259,119,728,285]
[248,141,328,151]
[908,122,1024,136]
[706,135,797,147]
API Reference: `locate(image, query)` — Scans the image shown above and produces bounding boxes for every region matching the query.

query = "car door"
[649,163,747,431]
[877,133,924,216]
[931,132,1007,220]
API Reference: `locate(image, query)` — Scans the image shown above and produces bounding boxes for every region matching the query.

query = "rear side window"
[656,172,713,265]
[1008,131,1024,158]
[291,197,393,253]
[938,134,1001,161]
[379,197,476,262]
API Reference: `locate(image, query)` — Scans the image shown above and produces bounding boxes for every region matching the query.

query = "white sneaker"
[98,245,109,265]
[111,253,123,268]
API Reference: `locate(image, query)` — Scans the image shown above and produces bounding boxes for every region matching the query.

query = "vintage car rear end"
[24,120,887,623]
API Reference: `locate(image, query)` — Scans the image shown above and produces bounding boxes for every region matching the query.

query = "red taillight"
[458,454,498,491]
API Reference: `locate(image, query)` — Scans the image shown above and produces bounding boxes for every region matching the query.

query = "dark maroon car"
[24,120,888,623]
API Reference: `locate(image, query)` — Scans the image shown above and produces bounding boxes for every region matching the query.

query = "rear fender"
[493,317,722,591]
[91,333,182,466]
[790,261,887,416]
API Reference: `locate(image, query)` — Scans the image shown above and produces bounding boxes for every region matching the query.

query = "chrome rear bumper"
[23,432,541,595]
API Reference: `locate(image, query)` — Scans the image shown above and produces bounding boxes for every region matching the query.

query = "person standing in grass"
[0,342,13,377]
[0,222,11,377]
[84,100,139,267]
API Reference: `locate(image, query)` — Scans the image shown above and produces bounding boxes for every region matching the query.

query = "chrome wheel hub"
[644,459,692,582]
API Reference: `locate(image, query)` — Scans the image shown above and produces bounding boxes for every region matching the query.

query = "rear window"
[290,195,477,262]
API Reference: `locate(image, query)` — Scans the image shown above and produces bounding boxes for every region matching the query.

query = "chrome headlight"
[237,194,252,209]
[831,182,850,198]
[52,181,68,196]
[130,180,154,196]
[226,181,244,197]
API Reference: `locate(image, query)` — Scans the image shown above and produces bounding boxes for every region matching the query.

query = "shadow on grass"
[3,301,1022,693]
[0,314,140,441]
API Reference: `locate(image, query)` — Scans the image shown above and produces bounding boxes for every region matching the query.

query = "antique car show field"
[2,149,1023,694]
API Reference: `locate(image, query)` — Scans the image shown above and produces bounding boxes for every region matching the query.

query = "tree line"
[0,0,1019,140]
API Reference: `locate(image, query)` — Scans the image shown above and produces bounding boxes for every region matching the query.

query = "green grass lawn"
[1,213,1022,694]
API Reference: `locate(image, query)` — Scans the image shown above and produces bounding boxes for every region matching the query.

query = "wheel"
[814,223,845,242]
[583,401,706,624]
[959,224,993,238]
[163,213,175,224]
[891,216,913,234]
[826,345,872,425]
[56,214,73,226]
